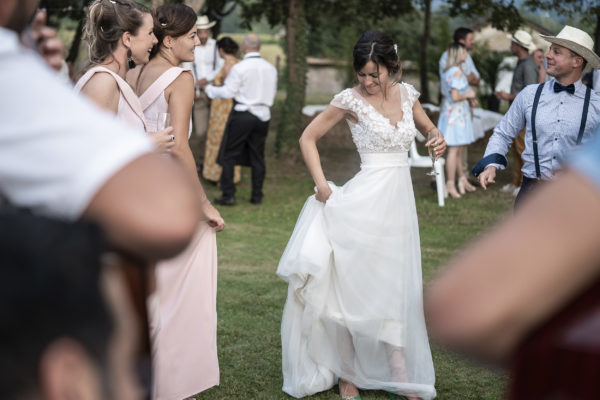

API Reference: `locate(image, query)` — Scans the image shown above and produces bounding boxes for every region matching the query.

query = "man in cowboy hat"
[495,29,540,196]
[190,15,223,168]
[474,25,600,207]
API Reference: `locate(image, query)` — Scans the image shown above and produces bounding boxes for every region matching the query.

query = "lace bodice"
[330,83,420,153]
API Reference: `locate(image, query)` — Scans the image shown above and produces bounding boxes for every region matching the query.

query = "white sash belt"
[359,152,409,168]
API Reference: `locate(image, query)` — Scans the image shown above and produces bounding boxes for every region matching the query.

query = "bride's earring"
[127,49,135,69]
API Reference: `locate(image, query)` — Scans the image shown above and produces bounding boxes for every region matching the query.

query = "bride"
[277,31,445,400]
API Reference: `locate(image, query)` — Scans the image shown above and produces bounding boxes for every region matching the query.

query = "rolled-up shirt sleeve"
[483,90,528,170]
[204,65,241,100]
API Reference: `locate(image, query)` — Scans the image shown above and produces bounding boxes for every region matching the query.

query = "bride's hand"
[149,127,175,152]
[316,184,332,203]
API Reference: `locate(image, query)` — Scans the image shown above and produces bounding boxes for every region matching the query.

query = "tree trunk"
[419,0,431,103]
[275,0,307,156]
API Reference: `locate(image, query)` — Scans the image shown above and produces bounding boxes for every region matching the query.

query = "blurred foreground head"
[0,0,39,32]
[0,212,141,400]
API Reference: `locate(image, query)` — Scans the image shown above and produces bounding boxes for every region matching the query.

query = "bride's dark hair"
[353,31,401,78]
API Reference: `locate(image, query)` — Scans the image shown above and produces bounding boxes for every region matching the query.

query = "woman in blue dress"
[437,43,477,198]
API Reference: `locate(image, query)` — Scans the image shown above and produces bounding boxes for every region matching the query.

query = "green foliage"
[445,0,522,31]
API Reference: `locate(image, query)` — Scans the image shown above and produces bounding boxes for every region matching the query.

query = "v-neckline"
[352,85,405,128]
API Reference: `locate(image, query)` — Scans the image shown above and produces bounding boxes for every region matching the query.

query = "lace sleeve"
[329,88,354,111]
[402,82,421,107]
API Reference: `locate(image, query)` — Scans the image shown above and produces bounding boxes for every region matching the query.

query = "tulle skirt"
[278,152,436,399]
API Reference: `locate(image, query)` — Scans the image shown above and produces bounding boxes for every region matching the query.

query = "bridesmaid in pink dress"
[129,4,225,399]
[75,0,173,150]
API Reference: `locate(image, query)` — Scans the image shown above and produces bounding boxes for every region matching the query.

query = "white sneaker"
[500,183,517,193]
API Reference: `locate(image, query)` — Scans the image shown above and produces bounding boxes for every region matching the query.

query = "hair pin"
[109,0,116,3]
[161,22,167,27]
[393,44,398,54]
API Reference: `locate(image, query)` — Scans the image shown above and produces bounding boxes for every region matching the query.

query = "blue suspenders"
[530,82,592,179]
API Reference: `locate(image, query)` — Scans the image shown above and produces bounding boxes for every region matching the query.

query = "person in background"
[202,36,242,184]
[439,27,480,189]
[533,48,547,83]
[438,43,478,199]
[132,4,224,399]
[494,30,539,197]
[189,14,223,168]
[204,33,277,206]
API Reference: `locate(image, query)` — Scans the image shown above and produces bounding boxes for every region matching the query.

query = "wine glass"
[156,112,171,131]
[426,130,440,176]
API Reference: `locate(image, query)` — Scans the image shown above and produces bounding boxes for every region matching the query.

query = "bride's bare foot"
[339,378,360,399]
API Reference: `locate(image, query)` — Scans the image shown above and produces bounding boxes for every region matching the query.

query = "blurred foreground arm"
[83,153,200,261]
[425,169,600,364]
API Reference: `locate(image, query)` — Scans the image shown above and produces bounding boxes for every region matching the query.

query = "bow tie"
[554,82,575,94]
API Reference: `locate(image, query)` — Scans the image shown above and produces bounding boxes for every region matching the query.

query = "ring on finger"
[169,135,175,142]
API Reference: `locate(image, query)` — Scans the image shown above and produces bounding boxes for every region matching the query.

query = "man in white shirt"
[191,15,223,165]
[204,33,277,205]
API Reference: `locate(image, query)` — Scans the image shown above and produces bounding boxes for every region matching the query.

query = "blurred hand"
[149,127,175,152]
[478,166,497,190]
[201,202,225,232]
[26,10,65,71]
[315,184,332,203]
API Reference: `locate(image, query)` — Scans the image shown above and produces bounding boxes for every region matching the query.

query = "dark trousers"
[218,110,269,200]
[514,176,541,210]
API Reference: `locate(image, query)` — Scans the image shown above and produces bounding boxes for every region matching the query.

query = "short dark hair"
[217,36,239,56]
[453,27,473,44]
[151,3,197,58]
[0,211,111,398]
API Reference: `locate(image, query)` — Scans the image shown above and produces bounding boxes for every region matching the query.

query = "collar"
[0,27,22,55]
[244,52,261,59]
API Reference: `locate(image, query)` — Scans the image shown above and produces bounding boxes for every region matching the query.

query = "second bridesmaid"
[128,4,224,399]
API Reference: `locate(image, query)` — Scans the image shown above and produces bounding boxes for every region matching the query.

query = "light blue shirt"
[438,51,480,80]
[484,78,600,180]
[570,127,600,190]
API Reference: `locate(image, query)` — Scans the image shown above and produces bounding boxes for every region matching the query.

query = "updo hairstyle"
[216,36,239,56]
[150,3,197,58]
[353,31,401,77]
[84,0,150,64]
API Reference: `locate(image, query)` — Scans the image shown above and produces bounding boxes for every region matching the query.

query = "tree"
[240,0,412,156]
[523,0,600,53]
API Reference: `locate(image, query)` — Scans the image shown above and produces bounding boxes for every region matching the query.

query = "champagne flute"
[156,112,171,131]
[426,130,440,176]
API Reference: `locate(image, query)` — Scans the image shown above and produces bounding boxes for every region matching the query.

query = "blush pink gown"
[140,67,219,400]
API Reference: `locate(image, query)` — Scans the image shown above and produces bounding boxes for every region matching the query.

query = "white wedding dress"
[278,83,436,399]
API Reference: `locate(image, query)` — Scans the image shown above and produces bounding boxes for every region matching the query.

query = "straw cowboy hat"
[507,30,535,52]
[540,25,600,69]
[196,15,216,29]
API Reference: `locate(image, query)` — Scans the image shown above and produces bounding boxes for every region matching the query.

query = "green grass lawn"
[194,136,514,399]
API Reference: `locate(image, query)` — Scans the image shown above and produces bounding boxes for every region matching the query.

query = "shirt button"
[557,120,560,122]
[555,138,558,141]
[560,102,563,104]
